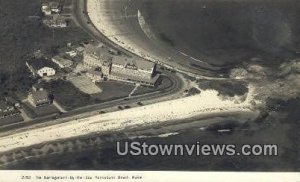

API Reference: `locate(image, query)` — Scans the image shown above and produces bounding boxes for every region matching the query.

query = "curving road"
[0,0,188,135]
[72,0,227,80]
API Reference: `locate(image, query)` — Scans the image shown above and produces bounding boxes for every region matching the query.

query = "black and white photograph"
[0,0,299,181]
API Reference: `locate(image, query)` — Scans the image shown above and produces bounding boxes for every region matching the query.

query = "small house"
[28,84,53,107]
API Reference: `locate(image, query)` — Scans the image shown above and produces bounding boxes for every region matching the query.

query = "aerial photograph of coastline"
[0,0,299,173]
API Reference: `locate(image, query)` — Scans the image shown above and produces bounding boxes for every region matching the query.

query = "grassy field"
[45,79,94,111]
[22,101,59,118]
[93,81,135,101]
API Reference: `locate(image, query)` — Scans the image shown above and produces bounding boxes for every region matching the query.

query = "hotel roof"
[110,71,159,84]
[112,56,155,71]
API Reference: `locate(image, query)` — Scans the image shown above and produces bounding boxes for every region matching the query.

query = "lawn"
[45,80,94,111]
[22,102,59,119]
[93,81,135,101]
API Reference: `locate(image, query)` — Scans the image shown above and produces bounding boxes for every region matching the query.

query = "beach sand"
[86,0,218,77]
[0,0,259,156]
[0,87,257,154]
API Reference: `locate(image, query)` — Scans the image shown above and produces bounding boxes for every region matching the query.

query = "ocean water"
[6,120,296,171]
[4,0,300,170]
[105,0,300,72]
[6,104,300,171]
[141,0,300,66]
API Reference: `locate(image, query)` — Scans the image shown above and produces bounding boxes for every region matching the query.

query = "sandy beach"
[0,87,257,155]
[86,0,219,77]
[0,0,259,156]
[87,0,162,62]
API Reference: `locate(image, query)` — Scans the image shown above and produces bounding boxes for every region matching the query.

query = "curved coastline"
[0,0,264,167]
[86,0,223,77]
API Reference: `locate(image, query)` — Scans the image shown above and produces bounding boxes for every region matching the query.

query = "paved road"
[72,0,228,80]
[0,71,185,137]
[0,0,189,135]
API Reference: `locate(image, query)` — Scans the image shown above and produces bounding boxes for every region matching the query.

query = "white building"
[26,60,56,77]
[36,67,56,77]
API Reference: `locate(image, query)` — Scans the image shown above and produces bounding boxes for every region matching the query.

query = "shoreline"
[0,0,260,164]
[85,0,222,78]
[1,110,258,168]
[0,88,257,155]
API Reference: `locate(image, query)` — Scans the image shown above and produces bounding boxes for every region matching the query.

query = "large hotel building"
[83,44,160,86]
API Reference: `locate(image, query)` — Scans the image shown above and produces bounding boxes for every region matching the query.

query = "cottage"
[28,84,53,107]
[26,59,56,77]
[52,55,73,68]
